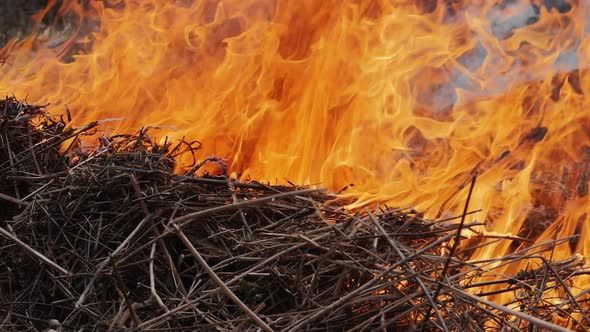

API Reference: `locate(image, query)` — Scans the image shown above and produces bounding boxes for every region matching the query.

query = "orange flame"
[1,0,590,315]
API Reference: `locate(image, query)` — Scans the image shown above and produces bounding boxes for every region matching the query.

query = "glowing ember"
[1,0,590,320]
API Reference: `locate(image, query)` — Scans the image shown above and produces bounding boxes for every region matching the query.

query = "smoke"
[437,0,585,109]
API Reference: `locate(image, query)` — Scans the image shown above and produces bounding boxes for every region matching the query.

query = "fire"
[1,0,590,319]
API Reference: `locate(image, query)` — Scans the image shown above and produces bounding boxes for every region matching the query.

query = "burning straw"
[0,97,589,331]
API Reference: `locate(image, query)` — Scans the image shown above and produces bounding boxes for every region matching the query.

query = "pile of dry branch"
[1,97,589,331]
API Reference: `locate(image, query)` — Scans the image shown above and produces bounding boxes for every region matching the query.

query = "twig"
[170,188,326,227]
[0,226,70,276]
[449,285,574,332]
[367,210,449,331]
[422,175,476,330]
[109,254,142,327]
[173,224,274,332]
[149,242,169,313]
[288,231,457,330]
[0,192,30,207]
[74,214,153,309]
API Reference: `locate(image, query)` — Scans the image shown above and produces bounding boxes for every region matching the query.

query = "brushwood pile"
[0,98,589,331]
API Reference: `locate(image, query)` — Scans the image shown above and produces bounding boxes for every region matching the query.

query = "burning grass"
[0,97,589,331]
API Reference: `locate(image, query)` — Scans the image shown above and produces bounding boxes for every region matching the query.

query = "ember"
[1,0,590,330]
